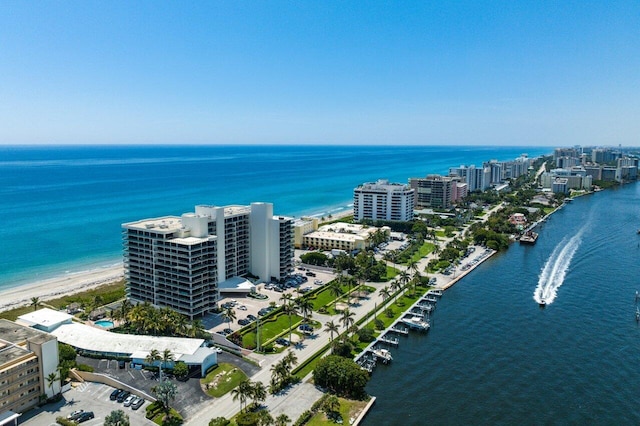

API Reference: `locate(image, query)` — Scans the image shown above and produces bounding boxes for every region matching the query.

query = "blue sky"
[0,1,638,146]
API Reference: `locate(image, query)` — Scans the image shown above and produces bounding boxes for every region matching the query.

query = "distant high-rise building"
[448,165,491,192]
[123,202,293,318]
[409,175,455,209]
[353,179,414,221]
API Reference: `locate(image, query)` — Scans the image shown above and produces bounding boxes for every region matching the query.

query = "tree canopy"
[313,355,369,399]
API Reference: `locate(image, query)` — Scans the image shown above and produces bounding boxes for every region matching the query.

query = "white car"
[123,395,136,407]
[237,305,247,310]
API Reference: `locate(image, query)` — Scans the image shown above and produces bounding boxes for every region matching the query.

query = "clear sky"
[1,1,638,146]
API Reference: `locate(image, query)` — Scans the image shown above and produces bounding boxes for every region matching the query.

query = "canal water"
[364,182,640,425]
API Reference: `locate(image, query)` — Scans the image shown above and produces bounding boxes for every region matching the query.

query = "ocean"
[0,144,549,291]
[364,181,640,425]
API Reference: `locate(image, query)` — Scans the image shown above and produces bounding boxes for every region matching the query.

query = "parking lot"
[20,382,156,426]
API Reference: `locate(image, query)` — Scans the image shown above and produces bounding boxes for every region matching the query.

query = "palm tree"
[275,413,291,426]
[324,320,340,342]
[161,349,175,375]
[328,279,343,311]
[250,381,267,409]
[281,301,297,344]
[46,370,59,396]
[270,361,289,391]
[379,286,390,304]
[145,349,161,378]
[282,350,298,372]
[30,297,41,311]
[340,308,355,336]
[390,280,401,303]
[231,379,253,412]
[222,306,236,331]
[295,297,313,324]
[104,409,130,426]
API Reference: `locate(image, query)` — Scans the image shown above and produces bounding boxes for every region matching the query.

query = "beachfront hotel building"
[353,179,415,222]
[0,319,60,416]
[123,202,293,318]
[449,165,492,192]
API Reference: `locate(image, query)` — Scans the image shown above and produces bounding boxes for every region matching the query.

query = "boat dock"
[354,288,441,371]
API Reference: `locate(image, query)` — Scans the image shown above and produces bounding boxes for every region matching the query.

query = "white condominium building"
[353,179,415,222]
[123,202,293,318]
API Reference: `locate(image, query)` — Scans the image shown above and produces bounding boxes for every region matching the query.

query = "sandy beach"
[0,265,124,313]
[0,209,356,314]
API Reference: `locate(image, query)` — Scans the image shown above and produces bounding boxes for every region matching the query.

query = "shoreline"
[0,208,355,314]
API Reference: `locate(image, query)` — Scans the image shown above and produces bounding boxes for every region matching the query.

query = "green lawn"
[408,242,435,263]
[435,230,446,238]
[306,397,369,426]
[200,363,247,397]
[241,312,303,348]
[0,281,126,321]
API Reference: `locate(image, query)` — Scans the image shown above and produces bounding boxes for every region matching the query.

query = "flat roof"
[304,231,363,242]
[17,308,73,329]
[219,276,256,293]
[122,216,183,232]
[50,323,204,358]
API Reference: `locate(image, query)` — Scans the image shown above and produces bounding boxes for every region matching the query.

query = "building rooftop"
[122,216,183,232]
[17,308,73,330]
[0,318,56,346]
[50,322,204,359]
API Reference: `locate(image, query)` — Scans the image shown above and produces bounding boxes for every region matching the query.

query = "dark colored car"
[76,411,95,423]
[118,360,126,369]
[238,319,250,326]
[276,337,290,346]
[110,389,122,400]
[299,324,313,333]
[247,314,257,322]
[117,390,130,402]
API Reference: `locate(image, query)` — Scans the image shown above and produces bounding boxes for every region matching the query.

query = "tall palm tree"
[145,349,161,378]
[390,280,401,304]
[222,306,236,331]
[324,320,339,342]
[379,286,390,304]
[295,298,313,324]
[250,381,267,409]
[161,349,175,375]
[46,370,59,396]
[30,297,41,311]
[282,350,298,372]
[281,301,297,344]
[231,379,253,412]
[328,279,343,311]
[340,308,355,336]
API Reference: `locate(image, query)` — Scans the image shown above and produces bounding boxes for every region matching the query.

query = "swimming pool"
[94,320,114,328]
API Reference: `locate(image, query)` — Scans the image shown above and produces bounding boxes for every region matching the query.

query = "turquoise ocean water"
[0,145,549,291]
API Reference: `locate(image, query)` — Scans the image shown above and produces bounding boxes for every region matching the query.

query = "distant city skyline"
[1,1,638,147]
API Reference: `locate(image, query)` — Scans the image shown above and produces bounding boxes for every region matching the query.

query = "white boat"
[539,299,546,308]
[371,348,393,364]
[401,316,430,331]
[635,308,639,322]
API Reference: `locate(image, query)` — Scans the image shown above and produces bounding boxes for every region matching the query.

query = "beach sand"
[0,208,357,313]
[0,265,124,313]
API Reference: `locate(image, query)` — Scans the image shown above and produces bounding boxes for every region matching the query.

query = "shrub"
[55,417,76,426]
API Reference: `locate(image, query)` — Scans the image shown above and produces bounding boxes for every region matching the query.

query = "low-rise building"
[302,222,388,252]
[0,319,60,415]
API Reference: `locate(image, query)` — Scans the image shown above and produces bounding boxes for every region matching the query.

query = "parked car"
[247,314,257,322]
[76,412,95,423]
[110,389,122,400]
[131,397,145,410]
[237,305,247,310]
[123,394,136,407]
[298,324,314,333]
[67,410,85,420]
[117,390,130,403]
[276,337,290,346]
[238,319,250,326]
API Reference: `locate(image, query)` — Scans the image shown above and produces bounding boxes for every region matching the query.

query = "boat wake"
[534,232,583,305]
